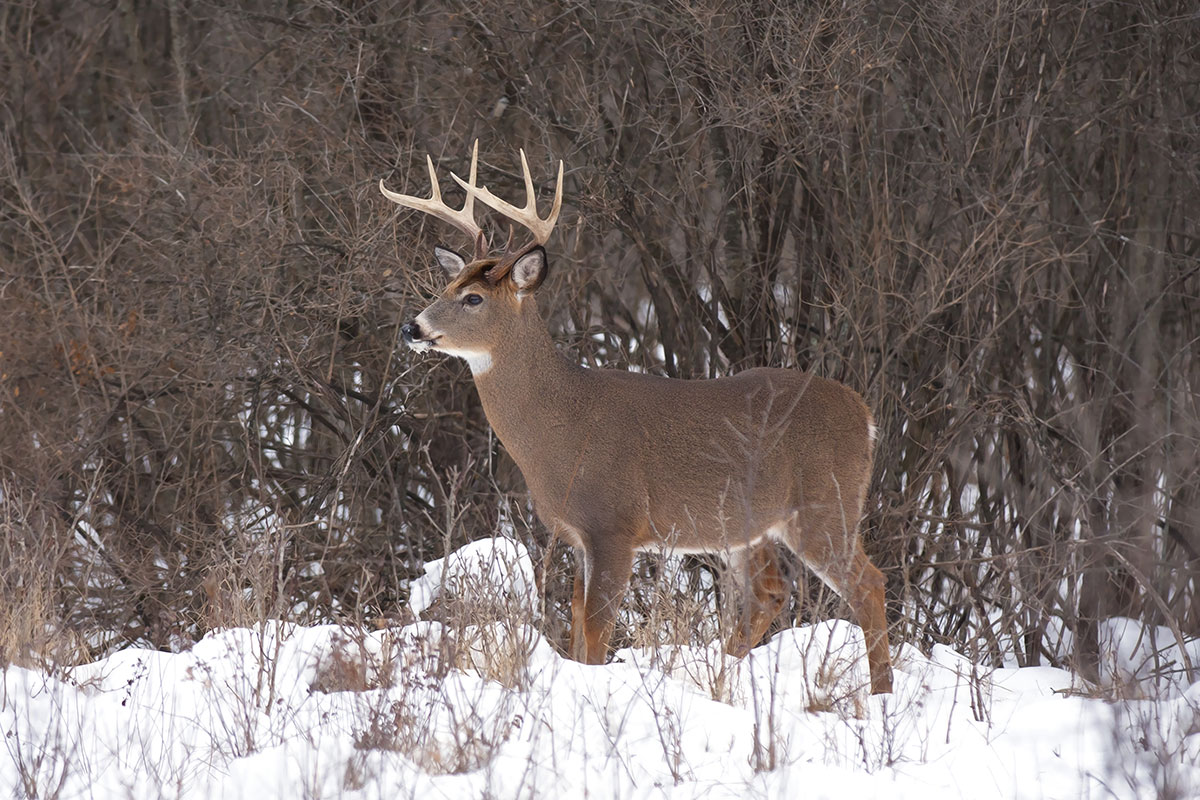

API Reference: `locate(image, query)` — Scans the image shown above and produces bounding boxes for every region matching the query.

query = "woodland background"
[1,0,1197,683]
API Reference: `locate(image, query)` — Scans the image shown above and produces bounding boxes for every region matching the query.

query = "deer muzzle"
[401,319,439,353]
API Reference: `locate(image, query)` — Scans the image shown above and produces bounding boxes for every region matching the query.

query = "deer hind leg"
[796,533,893,695]
[568,564,586,661]
[571,544,634,665]
[724,543,789,658]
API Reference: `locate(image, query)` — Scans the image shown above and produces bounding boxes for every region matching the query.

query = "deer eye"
[463,293,484,306]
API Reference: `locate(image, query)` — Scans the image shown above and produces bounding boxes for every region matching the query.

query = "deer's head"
[381,142,562,374]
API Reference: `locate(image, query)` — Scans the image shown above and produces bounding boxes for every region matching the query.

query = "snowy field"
[3,539,1199,799]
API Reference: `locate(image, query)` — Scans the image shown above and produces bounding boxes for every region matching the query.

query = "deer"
[382,142,893,694]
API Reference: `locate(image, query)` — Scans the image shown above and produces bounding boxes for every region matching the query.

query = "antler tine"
[452,148,563,246]
[379,141,483,242]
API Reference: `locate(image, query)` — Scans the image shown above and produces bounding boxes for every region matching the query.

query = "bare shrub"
[0,0,1196,685]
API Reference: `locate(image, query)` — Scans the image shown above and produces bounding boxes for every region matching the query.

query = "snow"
[3,539,1198,799]
[407,537,538,618]
[1095,616,1200,696]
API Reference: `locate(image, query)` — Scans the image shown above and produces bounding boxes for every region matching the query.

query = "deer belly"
[635,507,793,556]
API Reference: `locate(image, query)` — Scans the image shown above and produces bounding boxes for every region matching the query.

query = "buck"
[382,143,893,694]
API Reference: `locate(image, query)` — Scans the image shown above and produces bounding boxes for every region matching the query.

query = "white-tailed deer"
[383,143,893,694]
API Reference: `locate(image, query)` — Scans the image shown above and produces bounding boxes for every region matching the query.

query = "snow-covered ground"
[3,539,1199,799]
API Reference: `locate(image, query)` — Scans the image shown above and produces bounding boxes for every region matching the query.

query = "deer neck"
[469,304,585,460]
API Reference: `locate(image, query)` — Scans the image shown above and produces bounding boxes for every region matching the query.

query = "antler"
[379,141,483,242]
[452,148,563,246]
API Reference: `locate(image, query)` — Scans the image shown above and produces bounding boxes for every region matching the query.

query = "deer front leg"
[569,564,586,660]
[570,543,634,665]
[724,543,789,658]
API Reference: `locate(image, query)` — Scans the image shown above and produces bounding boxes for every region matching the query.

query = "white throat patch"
[437,345,492,375]
[461,351,493,375]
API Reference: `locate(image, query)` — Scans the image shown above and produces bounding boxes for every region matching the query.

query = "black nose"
[401,321,421,343]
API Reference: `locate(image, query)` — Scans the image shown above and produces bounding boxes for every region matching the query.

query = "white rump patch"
[868,420,878,443]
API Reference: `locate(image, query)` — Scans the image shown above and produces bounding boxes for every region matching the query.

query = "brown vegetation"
[1,0,1197,681]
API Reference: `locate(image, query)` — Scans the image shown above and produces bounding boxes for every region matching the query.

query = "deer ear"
[433,245,467,279]
[511,246,547,293]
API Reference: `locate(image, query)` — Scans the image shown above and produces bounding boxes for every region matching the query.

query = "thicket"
[2,0,1197,683]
